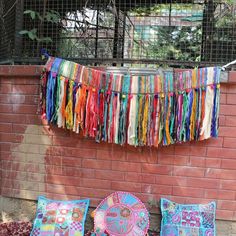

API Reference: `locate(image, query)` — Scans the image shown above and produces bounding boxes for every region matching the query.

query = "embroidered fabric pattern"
[30,196,89,236]
[160,198,216,236]
[40,57,221,147]
[94,191,149,236]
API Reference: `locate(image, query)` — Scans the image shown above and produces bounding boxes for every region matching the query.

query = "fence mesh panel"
[0,0,235,67]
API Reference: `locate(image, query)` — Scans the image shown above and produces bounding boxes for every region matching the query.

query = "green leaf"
[28,31,36,40]
[38,37,53,43]
[31,28,37,34]
[23,10,33,14]
[36,13,44,21]
[30,11,36,20]
[24,10,36,20]
[27,29,37,40]
[19,30,29,35]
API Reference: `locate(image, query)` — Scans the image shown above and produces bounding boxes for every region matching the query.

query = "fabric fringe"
[40,57,221,147]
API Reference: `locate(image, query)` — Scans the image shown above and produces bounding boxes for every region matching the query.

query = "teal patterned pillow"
[160,198,216,236]
[30,196,89,236]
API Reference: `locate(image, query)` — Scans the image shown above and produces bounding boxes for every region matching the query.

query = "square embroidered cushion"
[30,196,90,236]
[160,198,216,236]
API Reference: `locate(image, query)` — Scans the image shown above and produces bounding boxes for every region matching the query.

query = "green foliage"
[132,25,202,62]
[19,9,60,43]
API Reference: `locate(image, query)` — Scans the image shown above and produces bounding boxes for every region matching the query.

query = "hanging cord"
[222,59,236,71]
[40,52,220,95]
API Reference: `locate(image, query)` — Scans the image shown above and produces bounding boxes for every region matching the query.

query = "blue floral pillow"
[160,198,216,236]
[30,196,89,236]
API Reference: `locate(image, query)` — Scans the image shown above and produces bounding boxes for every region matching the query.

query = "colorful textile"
[40,57,221,147]
[30,196,89,236]
[94,191,149,236]
[160,198,216,236]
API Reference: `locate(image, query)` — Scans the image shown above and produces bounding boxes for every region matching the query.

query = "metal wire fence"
[0,0,236,67]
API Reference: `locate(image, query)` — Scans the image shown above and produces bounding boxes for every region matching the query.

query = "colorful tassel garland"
[41,56,221,148]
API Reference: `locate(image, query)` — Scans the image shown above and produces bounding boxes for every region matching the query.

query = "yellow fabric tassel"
[142,95,149,145]
[65,80,74,129]
[190,89,197,140]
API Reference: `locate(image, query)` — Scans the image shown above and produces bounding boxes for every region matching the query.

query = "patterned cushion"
[30,196,89,236]
[160,198,216,236]
[0,221,32,236]
[94,191,149,236]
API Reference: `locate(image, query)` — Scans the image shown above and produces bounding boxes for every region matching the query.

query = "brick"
[76,187,112,199]
[13,104,37,114]
[81,178,111,189]
[46,184,68,195]
[111,181,141,192]
[190,146,207,156]
[65,147,96,159]
[45,155,61,166]
[95,170,125,181]
[25,114,41,125]
[227,84,236,94]
[141,174,156,184]
[205,158,221,168]
[12,84,39,95]
[205,168,236,180]
[184,198,213,205]
[142,164,172,175]
[227,94,236,104]
[221,180,236,191]
[0,83,12,93]
[190,156,205,167]
[62,157,82,167]
[219,127,236,137]
[158,155,174,165]
[142,184,172,195]
[204,137,223,147]
[174,146,190,155]
[221,159,236,170]
[228,71,236,84]
[126,151,148,163]
[156,175,187,186]
[205,189,218,199]
[173,186,204,198]
[218,190,235,200]
[82,159,111,170]
[25,134,52,145]
[80,169,95,178]
[173,166,205,177]
[219,115,226,126]
[112,161,141,172]
[46,175,80,186]
[224,137,236,148]
[186,177,219,189]
[125,172,142,182]
[207,147,236,159]
[221,105,236,116]
[216,210,234,221]
[0,133,23,143]
[173,155,189,166]
[158,154,188,166]
[97,149,126,161]
[61,167,81,177]
[218,200,236,211]
[158,146,175,155]
[0,104,13,113]
[0,123,12,132]
[220,93,227,104]
[225,116,236,126]
[0,113,26,123]
[12,143,40,154]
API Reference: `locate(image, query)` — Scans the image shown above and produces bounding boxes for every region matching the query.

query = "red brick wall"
[0,66,236,221]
